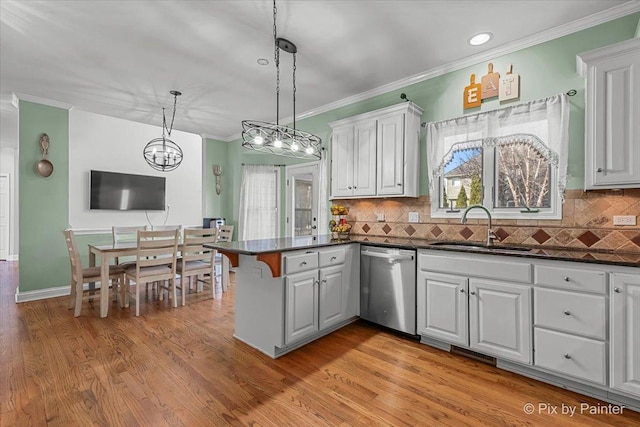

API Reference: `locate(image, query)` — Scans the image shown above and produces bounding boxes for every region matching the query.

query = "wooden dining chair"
[122,229,179,316]
[112,225,147,266]
[64,229,125,317]
[152,225,183,243]
[215,225,234,290]
[176,227,218,305]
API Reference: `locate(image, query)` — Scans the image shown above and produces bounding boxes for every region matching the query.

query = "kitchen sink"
[428,241,532,253]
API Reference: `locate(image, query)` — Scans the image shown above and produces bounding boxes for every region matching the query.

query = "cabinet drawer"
[534,328,606,385]
[535,265,606,294]
[534,288,606,340]
[319,248,345,267]
[284,252,318,274]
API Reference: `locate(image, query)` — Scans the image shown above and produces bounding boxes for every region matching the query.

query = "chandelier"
[143,90,183,172]
[241,0,322,160]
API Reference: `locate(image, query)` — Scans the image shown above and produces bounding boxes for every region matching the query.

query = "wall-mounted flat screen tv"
[90,170,166,210]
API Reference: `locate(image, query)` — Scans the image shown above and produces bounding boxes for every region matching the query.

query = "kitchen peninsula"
[208,236,360,358]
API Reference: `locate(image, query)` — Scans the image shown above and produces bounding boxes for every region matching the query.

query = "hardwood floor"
[1,260,639,426]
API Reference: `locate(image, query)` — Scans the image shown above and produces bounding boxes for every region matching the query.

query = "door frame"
[285,162,320,239]
[0,173,10,260]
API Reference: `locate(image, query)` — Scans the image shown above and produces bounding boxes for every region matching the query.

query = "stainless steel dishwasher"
[360,246,416,335]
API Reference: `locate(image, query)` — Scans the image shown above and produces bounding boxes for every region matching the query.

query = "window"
[426,94,569,219]
[238,165,280,240]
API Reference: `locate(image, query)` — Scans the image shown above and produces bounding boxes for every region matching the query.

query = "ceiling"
[1,0,638,142]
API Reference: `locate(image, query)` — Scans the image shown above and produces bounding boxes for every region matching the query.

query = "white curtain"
[238,165,279,241]
[426,93,570,197]
[317,148,329,236]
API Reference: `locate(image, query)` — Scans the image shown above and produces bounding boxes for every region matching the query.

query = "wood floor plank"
[1,260,639,426]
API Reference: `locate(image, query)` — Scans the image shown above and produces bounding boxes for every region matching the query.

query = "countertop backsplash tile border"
[338,189,640,253]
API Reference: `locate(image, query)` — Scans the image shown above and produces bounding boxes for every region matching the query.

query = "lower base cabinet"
[469,279,531,364]
[285,270,319,344]
[417,268,531,364]
[611,272,640,397]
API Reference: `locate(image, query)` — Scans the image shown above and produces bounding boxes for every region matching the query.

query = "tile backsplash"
[339,189,640,252]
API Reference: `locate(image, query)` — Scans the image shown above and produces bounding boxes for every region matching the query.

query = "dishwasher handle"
[361,250,414,262]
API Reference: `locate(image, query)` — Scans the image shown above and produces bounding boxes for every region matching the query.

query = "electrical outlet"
[377,212,385,222]
[408,212,419,223]
[613,215,636,226]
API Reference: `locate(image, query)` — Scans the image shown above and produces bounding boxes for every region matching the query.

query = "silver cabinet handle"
[311,225,317,230]
[614,287,621,293]
[470,291,476,295]
[348,186,352,189]
[397,183,402,186]
[330,256,337,261]
[563,310,571,316]
[564,276,570,282]
[596,168,603,173]
[301,261,307,266]
[459,288,465,293]
[564,353,571,359]
[322,279,327,283]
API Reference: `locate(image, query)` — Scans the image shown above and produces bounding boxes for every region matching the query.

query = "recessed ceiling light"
[469,32,493,46]
[257,58,269,66]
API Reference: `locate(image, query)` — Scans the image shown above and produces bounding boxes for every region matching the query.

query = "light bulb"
[291,143,299,152]
[305,146,314,155]
[254,135,264,145]
[274,138,282,148]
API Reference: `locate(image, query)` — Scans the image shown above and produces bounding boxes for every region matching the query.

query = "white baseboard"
[7,254,18,261]
[15,285,70,303]
[15,283,104,303]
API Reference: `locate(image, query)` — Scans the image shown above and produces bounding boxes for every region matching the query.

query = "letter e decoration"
[464,74,482,109]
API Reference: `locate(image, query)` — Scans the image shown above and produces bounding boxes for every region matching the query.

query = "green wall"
[18,101,70,292]
[17,13,639,293]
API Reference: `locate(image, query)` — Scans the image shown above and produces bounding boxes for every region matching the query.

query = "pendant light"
[241,0,322,160]
[143,90,183,172]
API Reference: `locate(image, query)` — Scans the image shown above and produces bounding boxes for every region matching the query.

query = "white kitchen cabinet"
[469,279,531,364]
[284,246,357,346]
[376,113,405,196]
[417,251,532,364]
[577,38,640,189]
[417,271,468,346]
[330,122,377,197]
[611,272,640,397]
[329,102,423,199]
[285,270,319,345]
[319,264,346,329]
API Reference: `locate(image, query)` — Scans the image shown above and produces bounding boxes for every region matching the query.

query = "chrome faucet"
[460,204,500,246]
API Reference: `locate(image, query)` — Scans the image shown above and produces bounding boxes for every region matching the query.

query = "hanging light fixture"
[241,0,322,160]
[143,90,184,172]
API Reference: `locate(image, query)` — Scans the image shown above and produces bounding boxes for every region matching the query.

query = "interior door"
[286,163,319,239]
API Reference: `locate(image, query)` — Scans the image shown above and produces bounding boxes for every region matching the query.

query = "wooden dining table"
[88,242,230,318]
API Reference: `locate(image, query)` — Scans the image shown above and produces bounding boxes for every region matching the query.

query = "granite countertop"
[206,234,640,268]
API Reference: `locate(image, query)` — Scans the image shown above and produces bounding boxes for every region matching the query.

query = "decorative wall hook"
[213,165,222,195]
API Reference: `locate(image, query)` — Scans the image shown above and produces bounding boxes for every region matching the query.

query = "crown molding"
[202,133,231,142]
[14,92,74,110]
[223,1,640,142]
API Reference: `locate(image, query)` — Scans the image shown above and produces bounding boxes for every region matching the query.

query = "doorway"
[286,162,319,239]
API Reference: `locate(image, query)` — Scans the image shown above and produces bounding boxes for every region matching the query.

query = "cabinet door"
[353,121,377,196]
[331,127,354,197]
[285,271,319,345]
[611,273,640,397]
[376,113,405,196]
[417,271,468,346]
[585,42,640,188]
[319,265,346,330]
[469,279,531,364]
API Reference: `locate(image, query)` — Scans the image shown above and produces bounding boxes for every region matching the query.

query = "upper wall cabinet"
[577,38,640,190]
[329,102,423,199]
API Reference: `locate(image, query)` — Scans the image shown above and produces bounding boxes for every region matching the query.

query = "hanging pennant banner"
[481,63,500,99]
[499,64,520,101]
[464,74,482,109]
